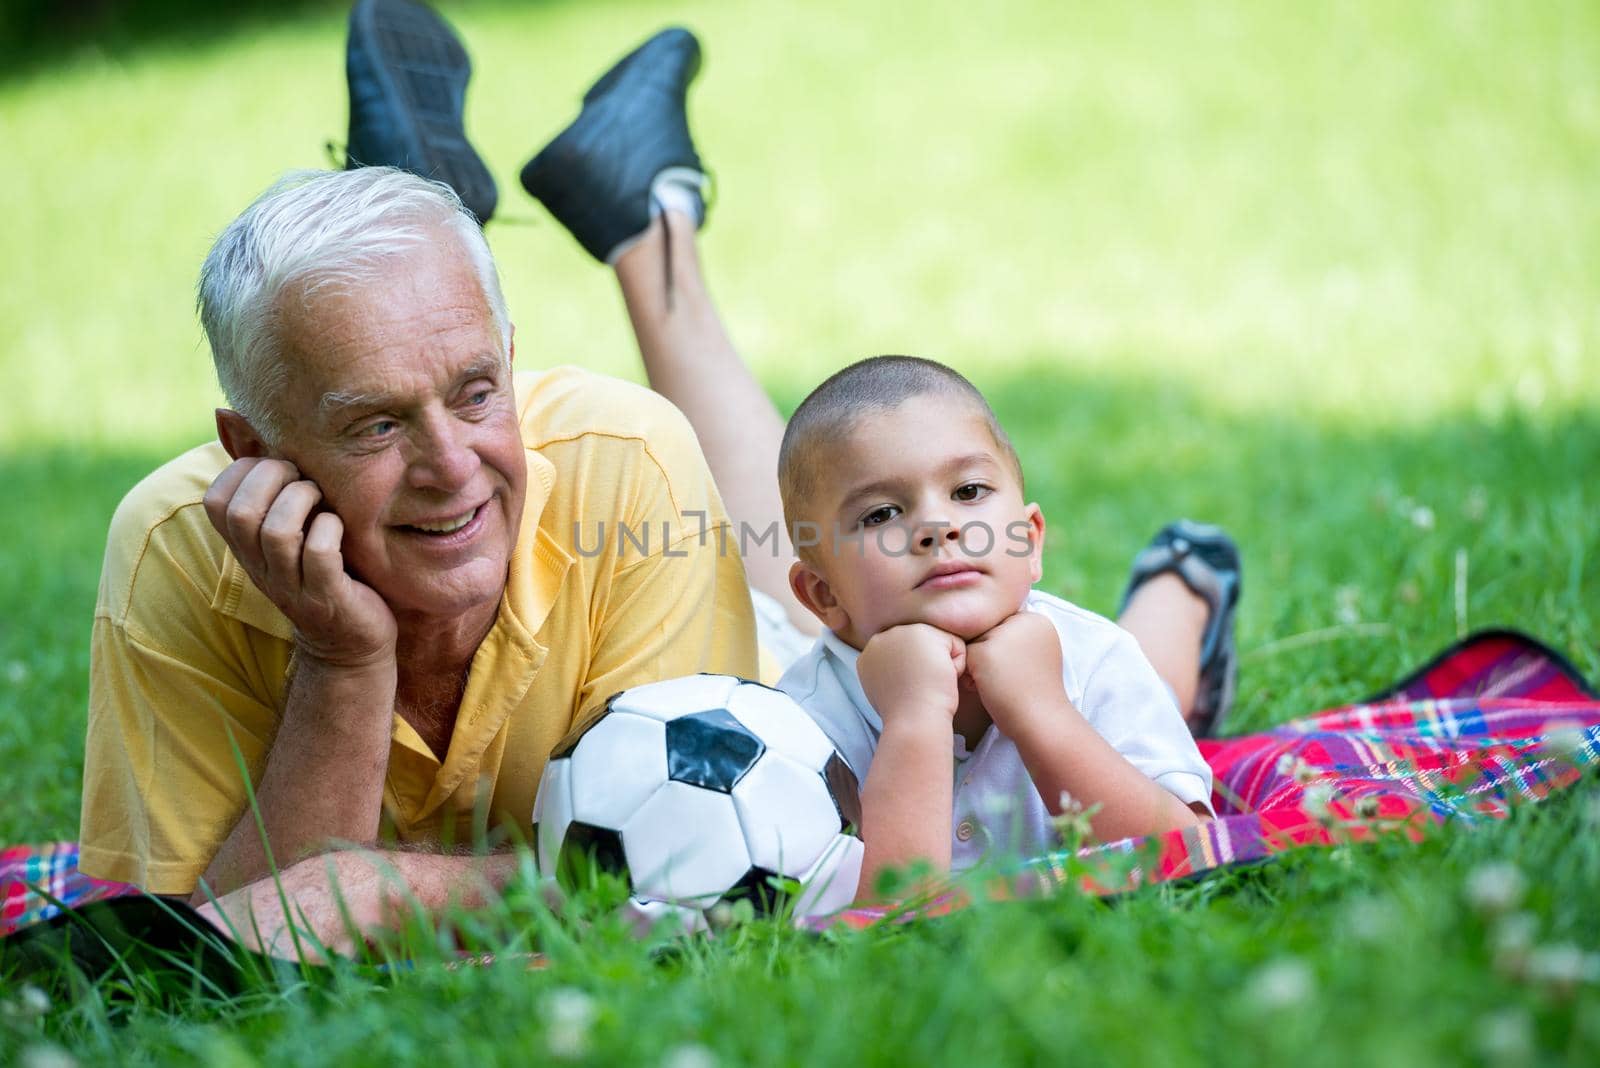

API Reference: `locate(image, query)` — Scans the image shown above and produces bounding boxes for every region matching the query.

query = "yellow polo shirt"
[79,367,760,895]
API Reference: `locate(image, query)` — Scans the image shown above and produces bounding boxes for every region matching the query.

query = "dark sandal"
[1118,520,1242,737]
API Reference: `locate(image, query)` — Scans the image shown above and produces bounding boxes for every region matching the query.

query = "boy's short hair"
[779,355,1024,532]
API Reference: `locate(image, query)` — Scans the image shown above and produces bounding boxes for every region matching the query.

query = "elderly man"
[75,18,811,949]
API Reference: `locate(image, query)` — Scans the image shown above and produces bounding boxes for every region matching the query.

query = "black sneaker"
[344,0,498,224]
[520,27,706,262]
[1119,520,1243,737]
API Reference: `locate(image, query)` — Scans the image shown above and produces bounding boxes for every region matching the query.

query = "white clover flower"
[1465,862,1525,915]
[20,1046,77,1068]
[1474,1009,1532,1062]
[1542,721,1589,761]
[1334,586,1361,626]
[1293,761,1319,786]
[4,660,27,686]
[1463,486,1489,522]
[1343,897,1398,944]
[1526,943,1597,993]
[541,988,598,1060]
[1246,957,1313,1009]
[1354,795,1381,819]
[18,985,49,1017]
[1274,753,1297,778]
[661,1043,718,1068]
[1410,505,1436,531]
[1492,912,1538,978]
[1302,783,1336,821]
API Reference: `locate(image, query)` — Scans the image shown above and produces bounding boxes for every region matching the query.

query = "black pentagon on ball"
[823,752,863,832]
[556,821,631,891]
[722,866,795,915]
[665,708,765,793]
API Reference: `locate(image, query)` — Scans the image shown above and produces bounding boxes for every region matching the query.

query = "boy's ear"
[788,559,851,633]
[1022,503,1047,584]
[215,409,273,461]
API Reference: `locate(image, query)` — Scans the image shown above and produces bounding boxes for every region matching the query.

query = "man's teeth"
[411,508,477,534]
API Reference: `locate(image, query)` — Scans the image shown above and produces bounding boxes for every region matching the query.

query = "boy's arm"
[854,624,967,898]
[965,613,1205,843]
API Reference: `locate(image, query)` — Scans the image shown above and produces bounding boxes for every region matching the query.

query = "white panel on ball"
[731,753,841,877]
[568,711,669,828]
[621,780,753,904]
[724,683,836,771]
[533,756,576,877]
[792,834,865,919]
[621,898,708,939]
[609,674,742,721]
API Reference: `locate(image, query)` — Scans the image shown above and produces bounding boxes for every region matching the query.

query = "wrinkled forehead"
[270,245,502,406]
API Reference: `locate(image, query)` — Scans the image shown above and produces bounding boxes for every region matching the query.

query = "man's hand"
[195,850,520,964]
[857,623,966,728]
[963,610,1067,734]
[203,457,397,667]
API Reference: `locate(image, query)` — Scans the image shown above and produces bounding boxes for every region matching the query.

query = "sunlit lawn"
[1,0,1597,1063]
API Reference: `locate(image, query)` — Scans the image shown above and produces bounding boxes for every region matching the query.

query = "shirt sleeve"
[569,407,760,730]
[78,503,289,896]
[1076,628,1216,815]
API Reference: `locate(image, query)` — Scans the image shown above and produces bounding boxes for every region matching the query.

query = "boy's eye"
[953,483,990,502]
[861,505,900,527]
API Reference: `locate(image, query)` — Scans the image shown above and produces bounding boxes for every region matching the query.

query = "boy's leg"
[1116,575,1208,721]
[613,218,818,636]
[520,28,817,637]
[1116,521,1243,736]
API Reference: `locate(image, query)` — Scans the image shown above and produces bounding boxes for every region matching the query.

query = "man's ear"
[215,409,272,461]
[508,324,516,368]
[1022,503,1047,584]
[788,559,850,633]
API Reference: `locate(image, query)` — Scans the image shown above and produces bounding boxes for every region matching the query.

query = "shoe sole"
[349,0,497,223]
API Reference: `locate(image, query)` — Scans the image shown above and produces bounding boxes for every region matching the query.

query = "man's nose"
[407,413,480,492]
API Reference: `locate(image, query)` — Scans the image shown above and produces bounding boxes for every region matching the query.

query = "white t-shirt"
[777,589,1214,870]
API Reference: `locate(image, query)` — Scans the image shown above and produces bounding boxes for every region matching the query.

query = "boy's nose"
[915,524,962,551]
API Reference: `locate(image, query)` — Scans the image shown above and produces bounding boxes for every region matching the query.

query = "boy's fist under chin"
[857,623,967,726]
[962,610,1066,729]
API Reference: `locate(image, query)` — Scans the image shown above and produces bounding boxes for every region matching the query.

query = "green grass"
[2,0,1598,1063]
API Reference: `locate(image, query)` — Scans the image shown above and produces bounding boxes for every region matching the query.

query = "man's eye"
[954,483,990,502]
[465,388,492,406]
[359,419,399,438]
[861,505,900,527]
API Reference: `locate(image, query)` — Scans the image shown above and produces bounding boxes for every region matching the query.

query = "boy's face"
[789,393,1045,649]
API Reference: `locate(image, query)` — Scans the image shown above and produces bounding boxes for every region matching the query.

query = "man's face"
[797,393,1044,648]
[268,238,527,625]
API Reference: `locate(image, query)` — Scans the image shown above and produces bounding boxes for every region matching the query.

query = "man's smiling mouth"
[403,504,482,535]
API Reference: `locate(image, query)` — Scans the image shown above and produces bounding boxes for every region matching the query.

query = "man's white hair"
[197,167,511,442]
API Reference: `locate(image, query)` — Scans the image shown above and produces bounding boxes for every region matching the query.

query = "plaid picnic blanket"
[4,630,1596,941]
[814,628,1600,928]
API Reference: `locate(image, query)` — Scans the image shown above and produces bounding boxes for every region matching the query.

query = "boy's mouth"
[917,560,984,589]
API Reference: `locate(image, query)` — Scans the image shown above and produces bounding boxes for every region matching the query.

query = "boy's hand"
[964,611,1068,733]
[857,623,966,728]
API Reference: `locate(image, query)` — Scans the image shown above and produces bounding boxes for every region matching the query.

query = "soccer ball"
[533,674,864,931]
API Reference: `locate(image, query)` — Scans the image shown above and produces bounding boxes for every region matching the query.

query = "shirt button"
[955,820,975,842]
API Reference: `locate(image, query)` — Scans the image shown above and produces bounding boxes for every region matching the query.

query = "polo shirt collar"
[818,629,881,734]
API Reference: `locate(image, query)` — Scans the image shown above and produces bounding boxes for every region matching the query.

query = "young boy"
[776,356,1217,895]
